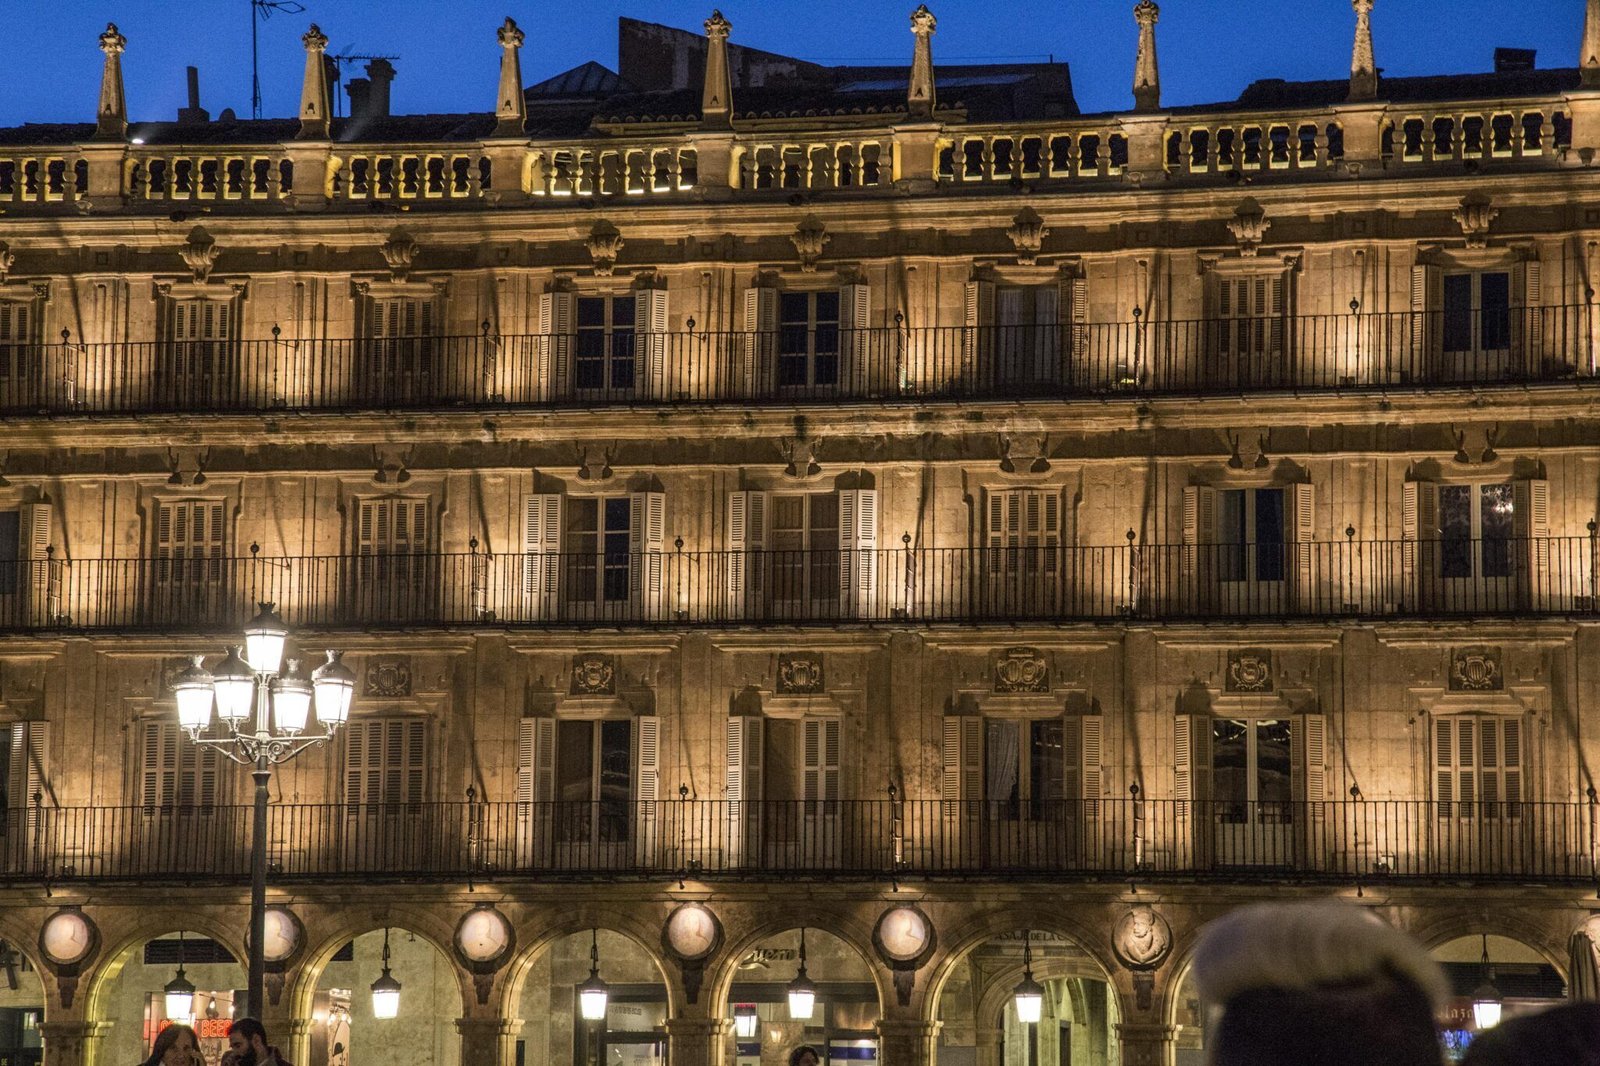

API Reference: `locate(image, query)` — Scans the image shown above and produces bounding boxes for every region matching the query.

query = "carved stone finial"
[0,243,13,283]
[495,18,528,136]
[1006,208,1050,265]
[790,216,831,272]
[298,24,331,139]
[701,11,734,129]
[908,5,938,119]
[1453,193,1498,249]
[1132,2,1161,112]
[1227,200,1271,257]
[1349,0,1377,101]
[585,220,625,276]
[95,23,128,141]
[380,228,419,280]
[1585,0,1600,87]
[180,227,219,283]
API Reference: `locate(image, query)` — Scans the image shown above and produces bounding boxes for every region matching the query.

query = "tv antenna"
[251,0,307,120]
[329,48,402,117]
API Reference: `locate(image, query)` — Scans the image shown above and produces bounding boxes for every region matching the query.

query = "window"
[942,715,1101,820]
[159,298,236,405]
[1439,482,1514,579]
[139,721,222,813]
[343,717,426,810]
[0,301,36,392]
[555,719,633,844]
[155,499,226,589]
[994,284,1060,388]
[981,489,1063,615]
[768,493,840,611]
[563,496,633,608]
[1218,488,1285,584]
[0,512,17,598]
[778,290,840,389]
[354,497,432,618]
[363,296,439,401]
[1211,718,1292,825]
[575,294,636,393]
[1443,271,1511,357]
[0,721,48,813]
[1434,716,1522,819]
[0,504,50,621]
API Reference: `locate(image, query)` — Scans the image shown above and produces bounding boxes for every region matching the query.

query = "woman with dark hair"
[787,1046,821,1066]
[142,1024,203,1066]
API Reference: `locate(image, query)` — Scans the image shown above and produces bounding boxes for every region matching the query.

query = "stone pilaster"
[874,1019,941,1066]
[94,24,127,142]
[457,1015,524,1066]
[1116,1021,1176,1066]
[283,1017,315,1066]
[1349,0,1377,102]
[39,1020,111,1066]
[973,1025,1003,1066]
[907,6,937,120]
[298,24,331,140]
[1585,0,1600,87]
[1132,1,1161,112]
[494,18,527,137]
[665,1016,730,1066]
[701,11,734,131]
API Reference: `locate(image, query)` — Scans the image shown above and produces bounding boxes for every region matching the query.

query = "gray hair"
[1192,901,1448,1010]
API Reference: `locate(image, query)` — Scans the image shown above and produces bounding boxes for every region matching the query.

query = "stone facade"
[0,5,1599,1066]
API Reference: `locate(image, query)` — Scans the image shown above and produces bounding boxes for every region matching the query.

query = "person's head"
[228,1017,270,1064]
[788,1045,821,1066]
[147,1024,200,1066]
[1461,1003,1600,1066]
[1191,901,1448,1066]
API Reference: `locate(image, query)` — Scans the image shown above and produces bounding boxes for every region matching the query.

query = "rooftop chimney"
[365,59,395,118]
[178,66,210,124]
[1493,47,1535,73]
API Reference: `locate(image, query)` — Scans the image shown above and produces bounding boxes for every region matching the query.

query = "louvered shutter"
[1289,482,1317,610]
[141,721,179,812]
[1513,478,1551,608]
[838,489,878,617]
[537,289,576,400]
[802,717,841,809]
[515,718,537,822]
[941,716,981,817]
[839,283,870,391]
[634,715,660,861]
[533,717,555,803]
[1181,486,1217,601]
[0,302,30,383]
[1068,274,1088,373]
[629,491,666,618]
[742,287,778,396]
[1509,259,1542,374]
[21,502,51,625]
[1434,717,1456,818]
[726,715,763,864]
[1501,717,1523,819]
[1293,714,1327,822]
[7,722,48,823]
[635,286,670,399]
[1267,274,1287,360]
[523,494,561,619]
[1034,282,1061,382]
[962,279,995,388]
[1081,716,1103,818]
[727,491,767,617]
[1411,262,1444,375]
[1174,715,1212,819]
[1402,482,1439,606]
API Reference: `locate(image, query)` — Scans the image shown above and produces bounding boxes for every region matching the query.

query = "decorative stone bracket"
[1006,208,1050,265]
[1453,193,1499,249]
[180,226,219,283]
[585,220,625,276]
[1226,199,1270,257]
[791,215,831,272]
[380,228,420,281]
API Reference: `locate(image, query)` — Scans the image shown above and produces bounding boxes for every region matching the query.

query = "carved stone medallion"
[1226,649,1273,694]
[364,656,413,698]
[994,647,1049,694]
[570,654,617,696]
[1450,646,1502,692]
[777,654,825,695]
[1112,905,1172,971]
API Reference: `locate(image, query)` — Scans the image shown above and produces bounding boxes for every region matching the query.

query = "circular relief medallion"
[663,903,722,963]
[39,909,96,968]
[456,906,514,966]
[874,905,935,965]
[260,907,304,964]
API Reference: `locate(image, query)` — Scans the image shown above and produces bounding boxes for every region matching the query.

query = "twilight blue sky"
[0,0,1586,126]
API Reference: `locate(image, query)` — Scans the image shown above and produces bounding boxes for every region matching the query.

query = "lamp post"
[171,602,356,1020]
[1471,933,1502,1030]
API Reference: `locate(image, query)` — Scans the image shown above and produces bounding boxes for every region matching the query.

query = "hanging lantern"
[312,650,356,729]
[1471,933,1502,1030]
[370,928,402,1019]
[787,928,817,1020]
[733,1003,759,1039]
[579,928,610,1021]
[211,645,255,725]
[270,661,312,734]
[164,932,196,1021]
[172,656,215,733]
[243,602,289,676]
[1012,931,1044,1025]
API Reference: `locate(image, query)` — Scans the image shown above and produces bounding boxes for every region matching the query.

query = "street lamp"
[171,602,356,1021]
[163,931,195,1022]
[1471,933,1502,1030]
[1012,931,1044,1025]
[787,927,817,1020]
[579,928,610,1022]
[733,1003,759,1039]
[370,928,402,1019]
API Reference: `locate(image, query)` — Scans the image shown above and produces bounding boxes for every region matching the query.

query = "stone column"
[1348,0,1377,102]
[94,24,127,141]
[1115,1021,1176,1066]
[1585,0,1600,88]
[875,1019,941,1066]
[973,1025,1003,1066]
[701,12,734,131]
[298,24,331,140]
[665,1016,730,1066]
[494,18,527,137]
[907,6,937,120]
[39,1020,111,1066]
[457,1015,523,1066]
[1131,1,1161,113]
[283,1017,315,1066]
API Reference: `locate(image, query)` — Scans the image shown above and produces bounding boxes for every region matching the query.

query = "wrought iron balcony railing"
[2,306,1593,416]
[3,799,1594,885]
[7,537,1599,632]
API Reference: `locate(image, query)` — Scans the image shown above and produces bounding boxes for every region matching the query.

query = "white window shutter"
[1068,274,1088,367]
[802,717,841,806]
[962,279,995,384]
[727,491,767,616]
[629,492,666,616]
[1513,478,1550,605]
[726,715,763,864]
[22,502,51,625]
[523,494,561,619]
[1502,717,1523,817]
[538,289,575,400]
[1521,258,1542,366]
[533,718,555,803]
[1411,262,1443,368]
[634,715,660,806]
[1290,482,1316,609]
[742,287,778,395]
[1434,717,1455,817]
[635,287,670,399]
[1173,716,1192,817]
[838,489,878,617]
[942,716,980,817]
[839,282,870,391]
[8,721,48,810]
[1081,716,1103,818]
[1294,714,1327,821]
[515,718,537,818]
[1181,486,1215,583]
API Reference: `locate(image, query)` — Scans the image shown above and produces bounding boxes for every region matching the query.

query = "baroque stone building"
[0,3,1598,1066]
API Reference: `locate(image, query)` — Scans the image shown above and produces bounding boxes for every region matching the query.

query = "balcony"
[2,799,1593,885]
[7,537,1598,633]
[2,307,1593,417]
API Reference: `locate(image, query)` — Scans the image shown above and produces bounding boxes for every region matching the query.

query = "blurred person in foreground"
[1191,900,1448,1066]
[1460,1002,1600,1066]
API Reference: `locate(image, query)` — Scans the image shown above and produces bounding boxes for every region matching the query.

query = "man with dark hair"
[1462,1003,1600,1066]
[224,1018,293,1066]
